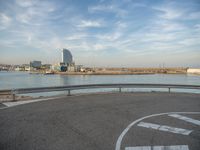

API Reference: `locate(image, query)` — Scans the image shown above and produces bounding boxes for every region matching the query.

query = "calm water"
[0,71,200,96]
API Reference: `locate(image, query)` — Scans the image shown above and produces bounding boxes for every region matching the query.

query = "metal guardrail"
[0,84,200,101]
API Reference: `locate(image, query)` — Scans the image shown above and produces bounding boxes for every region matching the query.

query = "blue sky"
[0,0,200,67]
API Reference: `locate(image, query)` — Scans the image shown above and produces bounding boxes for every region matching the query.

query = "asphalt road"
[0,92,199,150]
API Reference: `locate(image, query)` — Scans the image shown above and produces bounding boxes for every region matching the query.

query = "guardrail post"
[119,87,122,93]
[67,89,71,96]
[12,93,16,101]
[11,89,16,101]
[168,88,171,93]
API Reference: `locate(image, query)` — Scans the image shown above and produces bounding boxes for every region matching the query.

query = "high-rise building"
[61,48,73,65]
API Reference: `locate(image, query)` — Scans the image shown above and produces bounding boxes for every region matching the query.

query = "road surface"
[0,92,199,150]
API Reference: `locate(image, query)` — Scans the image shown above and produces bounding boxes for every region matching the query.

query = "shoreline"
[54,72,188,75]
[55,72,156,75]
[2,67,199,75]
[31,67,188,75]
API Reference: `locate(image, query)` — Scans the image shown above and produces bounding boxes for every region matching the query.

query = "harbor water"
[0,71,200,97]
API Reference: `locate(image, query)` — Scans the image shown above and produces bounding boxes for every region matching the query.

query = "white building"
[25,66,31,71]
[187,68,200,75]
[67,63,76,72]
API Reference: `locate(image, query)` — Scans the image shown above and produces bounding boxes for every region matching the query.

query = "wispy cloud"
[155,7,183,20]
[15,0,38,7]
[16,13,33,25]
[88,4,128,17]
[88,4,115,12]
[15,0,58,26]
[0,13,12,30]
[77,20,104,28]
[153,2,200,21]
[65,33,90,41]
[151,20,186,32]
[96,32,121,41]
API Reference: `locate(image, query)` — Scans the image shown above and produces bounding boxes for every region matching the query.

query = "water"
[0,71,200,97]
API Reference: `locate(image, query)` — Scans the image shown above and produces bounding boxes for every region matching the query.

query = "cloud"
[65,33,90,41]
[67,42,105,52]
[156,7,182,20]
[88,4,114,12]
[178,37,200,46]
[0,30,37,48]
[93,43,108,51]
[77,20,104,28]
[143,33,176,43]
[0,13,12,30]
[96,32,121,41]
[194,24,200,31]
[16,13,32,24]
[187,11,200,20]
[88,4,127,17]
[15,0,58,26]
[15,0,38,7]
[95,21,126,42]
[153,3,200,21]
[0,39,16,48]
[152,20,186,32]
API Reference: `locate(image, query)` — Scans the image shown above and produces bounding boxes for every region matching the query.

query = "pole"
[67,89,71,96]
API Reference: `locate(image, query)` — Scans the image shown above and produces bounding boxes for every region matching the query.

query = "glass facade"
[62,49,73,65]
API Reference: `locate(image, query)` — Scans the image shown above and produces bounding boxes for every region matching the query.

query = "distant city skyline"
[0,0,200,67]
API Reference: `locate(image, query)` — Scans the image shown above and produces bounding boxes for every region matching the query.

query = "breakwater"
[55,67,187,75]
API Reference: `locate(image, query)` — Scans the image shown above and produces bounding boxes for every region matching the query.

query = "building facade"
[30,61,42,69]
[62,49,73,65]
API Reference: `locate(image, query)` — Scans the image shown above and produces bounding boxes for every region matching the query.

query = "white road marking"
[0,93,98,110]
[168,114,200,126]
[125,145,189,150]
[0,95,67,109]
[137,122,192,135]
[3,97,55,107]
[115,112,200,150]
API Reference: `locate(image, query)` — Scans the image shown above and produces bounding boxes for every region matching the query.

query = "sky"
[0,0,200,67]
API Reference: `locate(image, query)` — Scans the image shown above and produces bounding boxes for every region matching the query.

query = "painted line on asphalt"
[0,104,7,109]
[115,112,200,150]
[137,122,192,135]
[0,92,110,110]
[168,114,200,126]
[0,96,67,110]
[3,97,57,107]
[125,145,189,150]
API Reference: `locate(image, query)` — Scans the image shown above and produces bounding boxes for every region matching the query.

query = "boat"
[44,71,54,75]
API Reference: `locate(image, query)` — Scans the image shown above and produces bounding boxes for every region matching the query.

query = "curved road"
[0,92,200,150]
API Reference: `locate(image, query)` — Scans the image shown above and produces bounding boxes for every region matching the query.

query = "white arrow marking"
[168,114,200,126]
[125,145,189,150]
[137,122,192,135]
